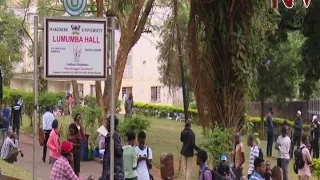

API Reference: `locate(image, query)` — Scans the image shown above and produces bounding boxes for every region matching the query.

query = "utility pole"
[174,0,189,122]
[96,1,115,180]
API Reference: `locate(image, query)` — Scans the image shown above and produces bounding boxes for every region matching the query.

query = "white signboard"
[44,17,107,80]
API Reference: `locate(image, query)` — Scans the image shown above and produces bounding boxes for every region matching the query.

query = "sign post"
[43,17,107,81]
[33,15,39,180]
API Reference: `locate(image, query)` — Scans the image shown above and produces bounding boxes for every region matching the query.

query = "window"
[123,51,132,78]
[90,85,96,96]
[78,84,84,98]
[122,87,132,100]
[151,87,161,103]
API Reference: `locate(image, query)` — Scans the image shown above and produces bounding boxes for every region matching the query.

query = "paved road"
[15,133,104,179]
[15,133,162,180]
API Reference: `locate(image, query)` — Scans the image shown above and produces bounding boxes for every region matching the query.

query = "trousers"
[12,124,20,140]
[266,131,274,157]
[182,156,193,180]
[311,138,319,158]
[43,130,51,162]
[281,158,289,180]
[290,135,301,158]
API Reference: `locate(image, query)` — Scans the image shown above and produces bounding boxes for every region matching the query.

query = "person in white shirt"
[42,106,55,163]
[1,131,23,163]
[276,126,291,180]
[247,135,260,178]
[136,131,153,180]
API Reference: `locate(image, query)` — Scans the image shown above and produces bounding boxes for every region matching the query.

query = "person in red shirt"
[50,140,93,180]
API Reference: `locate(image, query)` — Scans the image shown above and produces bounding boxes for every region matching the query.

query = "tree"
[300,0,320,100]
[0,6,25,85]
[93,0,156,121]
[188,0,280,129]
[157,0,191,117]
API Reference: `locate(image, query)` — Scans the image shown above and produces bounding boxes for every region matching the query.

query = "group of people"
[179,108,314,180]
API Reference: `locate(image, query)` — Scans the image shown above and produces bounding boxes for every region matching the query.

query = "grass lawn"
[21,115,317,180]
[0,160,33,180]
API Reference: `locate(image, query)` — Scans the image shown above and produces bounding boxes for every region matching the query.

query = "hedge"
[133,102,310,130]
[3,86,65,119]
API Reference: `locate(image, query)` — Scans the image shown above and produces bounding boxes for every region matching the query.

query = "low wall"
[249,101,309,122]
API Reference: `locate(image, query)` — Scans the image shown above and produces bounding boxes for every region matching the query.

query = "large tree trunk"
[95,0,105,121]
[98,0,155,124]
[72,80,79,106]
[188,0,255,130]
[38,56,48,92]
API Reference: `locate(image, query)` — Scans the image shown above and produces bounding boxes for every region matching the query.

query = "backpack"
[203,167,225,180]
[254,146,264,159]
[293,147,306,174]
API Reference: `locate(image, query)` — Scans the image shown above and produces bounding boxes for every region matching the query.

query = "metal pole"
[33,15,39,180]
[109,17,116,180]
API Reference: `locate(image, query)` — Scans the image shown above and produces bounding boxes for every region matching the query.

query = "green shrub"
[134,102,309,131]
[3,86,64,120]
[313,158,320,180]
[201,126,235,166]
[84,95,122,113]
[119,115,151,137]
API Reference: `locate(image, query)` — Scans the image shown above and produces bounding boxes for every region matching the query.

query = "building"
[9,2,183,106]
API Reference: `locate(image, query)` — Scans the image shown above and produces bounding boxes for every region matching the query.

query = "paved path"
[15,133,161,180]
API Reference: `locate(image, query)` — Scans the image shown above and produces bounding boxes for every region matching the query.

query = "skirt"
[73,151,81,173]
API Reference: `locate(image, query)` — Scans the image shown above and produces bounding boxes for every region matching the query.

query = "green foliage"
[84,95,122,113]
[134,102,198,120]
[119,115,151,137]
[0,7,24,79]
[201,126,234,165]
[3,87,63,120]
[134,102,309,131]
[73,105,102,145]
[313,158,320,180]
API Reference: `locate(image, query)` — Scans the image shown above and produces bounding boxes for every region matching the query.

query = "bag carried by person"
[146,146,153,180]
[254,145,264,159]
[203,167,225,180]
[293,147,306,174]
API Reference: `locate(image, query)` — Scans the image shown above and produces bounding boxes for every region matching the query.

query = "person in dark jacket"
[266,107,274,157]
[100,115,124,180]
[310,115,319,158]
[290,110,303,158]
[180,120,199,180]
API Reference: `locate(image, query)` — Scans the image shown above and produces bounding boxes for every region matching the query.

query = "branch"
[21,0,34,47]
[132,0,155,45]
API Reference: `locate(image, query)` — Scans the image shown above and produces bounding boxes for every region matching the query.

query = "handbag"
[146,146,153,180]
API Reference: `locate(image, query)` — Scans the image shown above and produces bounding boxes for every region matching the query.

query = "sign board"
[63,0,87,16]
[44,17,107,80]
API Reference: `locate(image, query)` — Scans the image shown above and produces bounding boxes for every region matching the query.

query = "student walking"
[298,135,312,180]
[123,132,137,180]
[196,150,212,180]
[247,135,260,179]
[125,93,134,117]
[2,103,10,132]
[234,133,245,180]
[310,115,319,158]
[180,120,199,180]
[47,119,60,167]
[266,107,275,157]
[276,126,291,180]
[42,107,54,162]
[291,110,303,158]
[11,99,22,140]
[136,131,153,180]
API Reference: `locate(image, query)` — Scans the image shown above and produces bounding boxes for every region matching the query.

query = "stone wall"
[249,101,310,122]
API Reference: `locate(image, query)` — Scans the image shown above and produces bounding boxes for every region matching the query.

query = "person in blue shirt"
[249,157,266,180]
[2,103,10,132]
[266,107,274,157]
